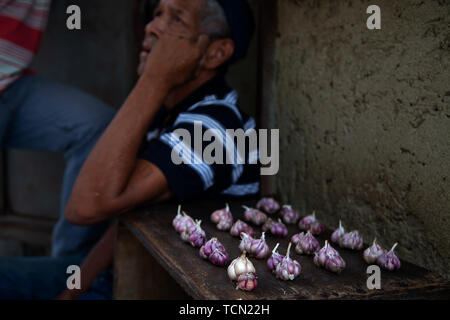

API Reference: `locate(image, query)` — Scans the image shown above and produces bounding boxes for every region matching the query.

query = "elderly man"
[3,0,258,299]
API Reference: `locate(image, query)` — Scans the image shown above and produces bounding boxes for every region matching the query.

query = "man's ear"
[201,38,235,70]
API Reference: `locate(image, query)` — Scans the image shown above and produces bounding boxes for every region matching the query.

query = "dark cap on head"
[216,0,254,63]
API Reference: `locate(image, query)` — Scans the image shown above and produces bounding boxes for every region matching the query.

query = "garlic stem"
[286,242,292,259]
[283,205,292,209]
[242,205,250,211]
[390,242,398,252]
[312,210,316,218]
[272,243,280,254]
[339,220,342,229]
[177,205,181,215]
[226,203,230,211]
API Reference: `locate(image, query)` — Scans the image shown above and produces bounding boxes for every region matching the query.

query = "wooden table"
[113,200,450,300]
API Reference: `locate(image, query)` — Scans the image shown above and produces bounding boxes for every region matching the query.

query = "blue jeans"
[0,256,113,300]
[0,75,116,299]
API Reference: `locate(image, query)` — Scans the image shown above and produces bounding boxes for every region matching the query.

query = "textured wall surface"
[274,0,449,278]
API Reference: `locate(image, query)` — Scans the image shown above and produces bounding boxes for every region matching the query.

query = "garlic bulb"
[377,243,401,271]
[211,203,231,224]
[270,219,289,238]
[173,209,196,234]
[363,238,385,264]
[238,232,253,253]
[227,251,256,281]
[211,204,233,231]
[199,238,226,259]
[294,231,320,255]
[217,216,233,231]
[314,240,346,273]
[230,220,254,238]
[239,232,270,259]
[275,243,301,280]
[290,233,303,246]
[209,248,229,266]
[188,220,206,248]
[180,219,200,242]
[279,205,300,224]
[261,218,276,232]
[256,197,280,214]
[172,205,183,230]
[248,232,270,259]
[242,206,267,226]
[298,211,324,235]
[237,273,258,291]
[267,243,284,272]
[339,230,364,250]
[331,220,345,244]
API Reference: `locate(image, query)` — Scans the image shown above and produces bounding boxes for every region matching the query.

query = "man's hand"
[142,32,210,90]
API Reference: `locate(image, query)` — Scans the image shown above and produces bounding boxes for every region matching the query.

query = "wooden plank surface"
[120,200,450,300]
[114,225,191,300]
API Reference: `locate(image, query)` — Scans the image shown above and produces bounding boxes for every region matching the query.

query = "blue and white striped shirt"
[139,76,260,201]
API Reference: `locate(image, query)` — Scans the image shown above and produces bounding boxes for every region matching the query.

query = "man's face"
[137,0,205,76]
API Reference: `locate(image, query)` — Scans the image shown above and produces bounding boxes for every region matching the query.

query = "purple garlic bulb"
[377,243,401,271]
[267,243,284,272]
[294,231,320,255]
[210,203,232,224]
[331,220,345,243]
[339,230,364,250]
[270,219,289,238]
[279,205,300,224]
[238,232,254,253]
[173,209,196,234]
[230,220,254,238]
[290,233,304,246]
[199,238,226,259]
[242,206,267,226]
[237,272,258,291]
[262,218,276,232]
[209,248,229,267]
[275,243,301,280]
[188,221,206,248]
[310,221,324,235]
[180,219,200,242]
[256,197,280,214]
[172,205,184,230]
[363,238,385,264]
[298,211,324,235]
[217,215,233,231]
[324,252,346,273]
[249,232,270,259]
[314,240,346,273]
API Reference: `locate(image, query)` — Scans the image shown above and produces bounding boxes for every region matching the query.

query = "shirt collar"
[167,75,231,117]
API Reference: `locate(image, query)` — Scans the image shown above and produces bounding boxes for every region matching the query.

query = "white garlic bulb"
[227,251,256,281]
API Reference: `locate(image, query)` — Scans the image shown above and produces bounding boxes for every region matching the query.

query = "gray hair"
[199,0,231,38]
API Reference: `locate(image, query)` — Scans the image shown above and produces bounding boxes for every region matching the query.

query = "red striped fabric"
[0,0,51,93]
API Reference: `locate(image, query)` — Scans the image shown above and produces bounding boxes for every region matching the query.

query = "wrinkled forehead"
[155,0,206,21]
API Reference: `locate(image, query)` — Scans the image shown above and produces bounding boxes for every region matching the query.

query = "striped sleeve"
[139,106,241,201]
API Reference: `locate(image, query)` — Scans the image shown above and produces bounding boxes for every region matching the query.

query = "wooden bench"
[113,200,450,300]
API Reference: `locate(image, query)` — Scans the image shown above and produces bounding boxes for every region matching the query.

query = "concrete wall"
[273,0,449,279]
